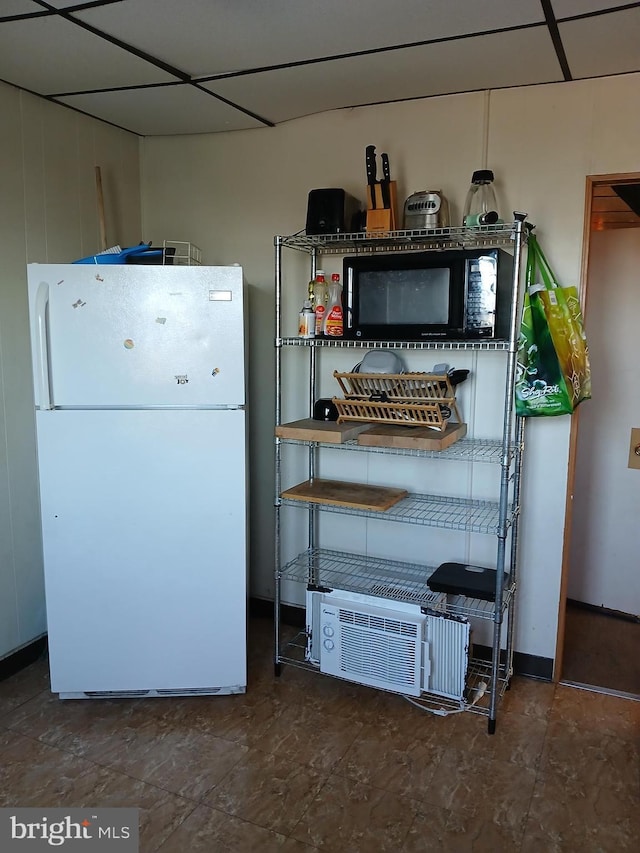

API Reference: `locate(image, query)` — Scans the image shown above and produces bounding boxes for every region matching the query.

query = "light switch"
[628,428,640,470]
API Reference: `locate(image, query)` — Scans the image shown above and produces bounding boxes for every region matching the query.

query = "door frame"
[554,171,640,681]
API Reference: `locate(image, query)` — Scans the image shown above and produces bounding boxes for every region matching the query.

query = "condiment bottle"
[313,271,328,336]
[463,169,501,226]
[298,300,315,338]
[323,273,343,337]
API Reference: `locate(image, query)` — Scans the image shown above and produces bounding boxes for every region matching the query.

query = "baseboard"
[567,597,640,625]
[250,597,304,627]
[513,652,553,681]
[0,637,47,683]
[472,644,553,681]
[250,597,554,681]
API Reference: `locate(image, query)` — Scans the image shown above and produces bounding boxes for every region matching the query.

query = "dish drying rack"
[332,371,462,431]
[162,241,201,265]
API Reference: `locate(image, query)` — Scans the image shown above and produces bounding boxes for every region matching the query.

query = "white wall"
[140,73,640,664]
[569,228,640,614]
[0,81,141,661]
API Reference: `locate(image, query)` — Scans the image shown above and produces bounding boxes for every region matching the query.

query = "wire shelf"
[275,638,511,718]
[277,631,308,662]
[279,548,514,620]
[280,436,505,463]
[275,219,527,728]
[276,224,519,255]
[408,658,512,717]
[280,491,504,534]
[279,337,510,351]
[281,548,443,607]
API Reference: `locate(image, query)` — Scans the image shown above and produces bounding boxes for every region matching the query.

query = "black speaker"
[305,188,362,235]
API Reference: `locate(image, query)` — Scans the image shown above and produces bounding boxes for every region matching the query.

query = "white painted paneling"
[20,94,48,264]
[116,133,143,248]
[0,81,142,661]
[587,75,640,172]
[0,367,20,658]
[569,229,640,614]
[42,99,84,263]
[487,80,594,272]
[0,80,31,658]
[77,115,101,257]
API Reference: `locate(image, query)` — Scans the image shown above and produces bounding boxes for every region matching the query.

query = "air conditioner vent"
[340,624,418,686]
[367,582,444,608]
[338,607,418,638]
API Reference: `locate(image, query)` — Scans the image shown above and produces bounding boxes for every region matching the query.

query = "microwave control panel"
[464,255,497,336]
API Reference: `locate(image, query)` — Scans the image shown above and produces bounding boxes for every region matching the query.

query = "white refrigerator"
[27,263,248,699]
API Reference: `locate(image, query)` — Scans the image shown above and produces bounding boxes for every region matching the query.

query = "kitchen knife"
[365,145,377,209]
[380,153,391,209]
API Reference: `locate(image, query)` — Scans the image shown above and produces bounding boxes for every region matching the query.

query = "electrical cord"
[403,680,488,717]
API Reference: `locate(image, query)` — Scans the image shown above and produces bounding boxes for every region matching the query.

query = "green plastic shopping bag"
[515,236,591,417]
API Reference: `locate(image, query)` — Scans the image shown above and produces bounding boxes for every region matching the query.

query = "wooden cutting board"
[357,422,467,451]
[281,478,407,511]
[275,418,368,444]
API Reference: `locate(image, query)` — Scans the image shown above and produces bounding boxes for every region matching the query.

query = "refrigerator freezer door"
[36,408,247,695]
[28,264,245,408]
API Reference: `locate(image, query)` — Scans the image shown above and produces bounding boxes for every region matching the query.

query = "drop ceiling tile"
[76,0,544,78]
[559,8,640,78]
[205,27,563,126]
[0,1,44,14]
[550,1,627,18]
[0,15,178,95]
[35,0,100,6]
[31,0,130,6]
[55,84,265,136]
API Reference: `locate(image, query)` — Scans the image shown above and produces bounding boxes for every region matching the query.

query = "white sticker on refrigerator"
[209,290,232,301]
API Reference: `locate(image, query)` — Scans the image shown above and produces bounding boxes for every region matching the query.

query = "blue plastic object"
[73,243,163,264]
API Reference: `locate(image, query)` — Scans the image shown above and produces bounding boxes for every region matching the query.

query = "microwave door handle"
[345,270,354,330]
[34,281,53,410]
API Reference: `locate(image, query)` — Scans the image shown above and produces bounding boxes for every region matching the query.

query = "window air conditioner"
[306,588,470,701]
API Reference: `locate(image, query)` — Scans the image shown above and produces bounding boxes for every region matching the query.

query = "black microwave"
[342,248,514,341]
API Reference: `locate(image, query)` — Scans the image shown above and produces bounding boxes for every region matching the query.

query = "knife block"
[366,181,398,233]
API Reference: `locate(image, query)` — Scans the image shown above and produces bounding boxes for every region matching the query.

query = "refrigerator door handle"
[35,281,53,410]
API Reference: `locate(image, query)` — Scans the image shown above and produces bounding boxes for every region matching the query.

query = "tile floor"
[0,616,638,852]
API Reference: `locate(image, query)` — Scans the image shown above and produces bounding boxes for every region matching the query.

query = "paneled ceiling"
[1,0,639,138]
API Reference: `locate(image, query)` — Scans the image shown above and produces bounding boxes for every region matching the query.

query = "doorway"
[556,173,640,699]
